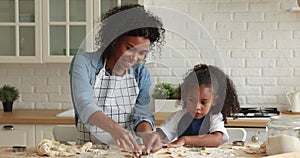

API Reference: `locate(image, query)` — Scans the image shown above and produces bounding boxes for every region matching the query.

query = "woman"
[69,4,165,155]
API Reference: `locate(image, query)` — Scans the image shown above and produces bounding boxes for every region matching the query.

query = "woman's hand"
[110,126,141,154]
[89,112,141,154]
[138,131,162,153]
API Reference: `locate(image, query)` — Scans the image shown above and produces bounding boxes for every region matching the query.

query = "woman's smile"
[108,36,150,75]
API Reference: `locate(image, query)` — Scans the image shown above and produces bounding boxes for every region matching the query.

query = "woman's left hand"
[138,132,163,153]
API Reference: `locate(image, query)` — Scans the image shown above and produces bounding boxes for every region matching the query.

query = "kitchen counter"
[154,112,269,127]
[0,109,74,124]
[1,110,298,127]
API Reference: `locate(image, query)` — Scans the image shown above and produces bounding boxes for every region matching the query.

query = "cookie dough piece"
[36,139,93,157]
[244,142,266,154]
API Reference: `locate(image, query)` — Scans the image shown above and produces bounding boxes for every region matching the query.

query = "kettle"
[286,90,300,112]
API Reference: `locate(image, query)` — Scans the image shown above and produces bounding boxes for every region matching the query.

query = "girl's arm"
[168,131,223,147]
[168,113,227,148]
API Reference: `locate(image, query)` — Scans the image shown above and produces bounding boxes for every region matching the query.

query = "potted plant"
[152,82,181,112]
[0,85,20,112]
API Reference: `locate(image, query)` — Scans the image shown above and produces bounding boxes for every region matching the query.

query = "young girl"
[156,64,240,147]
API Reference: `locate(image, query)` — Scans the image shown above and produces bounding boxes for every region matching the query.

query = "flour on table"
[244,142,266,154]
[153,146,221,158]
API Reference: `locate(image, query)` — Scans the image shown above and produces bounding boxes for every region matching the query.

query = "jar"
[266,116,300,155]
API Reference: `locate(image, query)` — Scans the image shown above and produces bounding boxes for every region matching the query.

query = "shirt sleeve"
[209,113,229,144]
[69,52,101,124]
[132,65,155,130]
[157,110,187,141]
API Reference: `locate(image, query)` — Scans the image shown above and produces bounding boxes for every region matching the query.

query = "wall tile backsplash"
[1,0,300,111]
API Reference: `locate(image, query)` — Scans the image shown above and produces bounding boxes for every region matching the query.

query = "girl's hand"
[161,139,170,147]
[167,137,186,148]
[110,126,141,154]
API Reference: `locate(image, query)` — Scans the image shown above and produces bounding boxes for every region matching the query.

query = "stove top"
[232,107,280,118]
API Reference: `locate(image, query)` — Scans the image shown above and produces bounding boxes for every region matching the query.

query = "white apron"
[77,59,139,145]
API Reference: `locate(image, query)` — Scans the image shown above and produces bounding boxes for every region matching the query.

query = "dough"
[244,142,266,154]
[153,146,212,158]
[36,139,133,157]
[36,139,92,157]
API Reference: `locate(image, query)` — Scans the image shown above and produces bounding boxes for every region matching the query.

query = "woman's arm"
[70,52,101,124]
[132,65,154,130]
[70,53,141,153]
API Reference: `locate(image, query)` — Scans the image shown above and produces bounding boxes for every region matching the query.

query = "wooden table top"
[154,112,269,127]
[2,110,297,127]
[0,109,74,124]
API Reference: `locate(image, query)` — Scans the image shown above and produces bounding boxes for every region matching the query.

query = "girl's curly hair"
[95,4,165,59]
[178,64,240,123]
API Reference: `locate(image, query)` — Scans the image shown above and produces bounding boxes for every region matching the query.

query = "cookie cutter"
[12,146,26,152]
[232,140,245,146]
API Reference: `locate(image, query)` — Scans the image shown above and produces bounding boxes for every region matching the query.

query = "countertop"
[154,112,300,128]
[154,112,269,127]
[0,109,74,124]
[1,109,298,127]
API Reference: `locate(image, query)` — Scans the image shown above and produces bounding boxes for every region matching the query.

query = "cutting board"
[280,111,300,116]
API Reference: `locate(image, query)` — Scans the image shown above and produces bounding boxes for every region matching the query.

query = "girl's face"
[184,85,214,119]
[109,36,150,72]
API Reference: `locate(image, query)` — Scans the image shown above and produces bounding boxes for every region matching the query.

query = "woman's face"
[109,36,150,72]
[184,85,214,119]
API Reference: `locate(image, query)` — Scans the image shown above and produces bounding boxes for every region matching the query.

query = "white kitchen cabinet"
[43,0,141,63]
[0,124,35,147]
[35,124,56,145]
[0,0,140,63]
[42,0,93,63]
[244,127,267,142]
[0,0,42,63]
[0,124,75,147]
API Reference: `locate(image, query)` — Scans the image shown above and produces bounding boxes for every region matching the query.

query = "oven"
[234,107,280,118]
[228,107,280,142]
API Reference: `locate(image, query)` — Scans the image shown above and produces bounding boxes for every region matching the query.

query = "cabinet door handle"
[2,125,14,130]
[251,135,259,142]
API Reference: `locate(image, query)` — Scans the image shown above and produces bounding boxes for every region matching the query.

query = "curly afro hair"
[178,64,240,123]
[95,4,165,59]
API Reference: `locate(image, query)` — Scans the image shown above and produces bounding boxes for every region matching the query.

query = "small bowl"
[12,146,26,152]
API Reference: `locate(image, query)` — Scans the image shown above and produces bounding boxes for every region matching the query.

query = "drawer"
[0,124,35,147]
[244,127,266,142]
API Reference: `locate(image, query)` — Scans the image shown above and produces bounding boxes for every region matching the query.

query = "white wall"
[0,63,72,109]
[0,0,300,111]
[145,0,300,111]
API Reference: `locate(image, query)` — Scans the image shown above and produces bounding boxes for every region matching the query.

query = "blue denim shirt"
[69,51,154,130]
